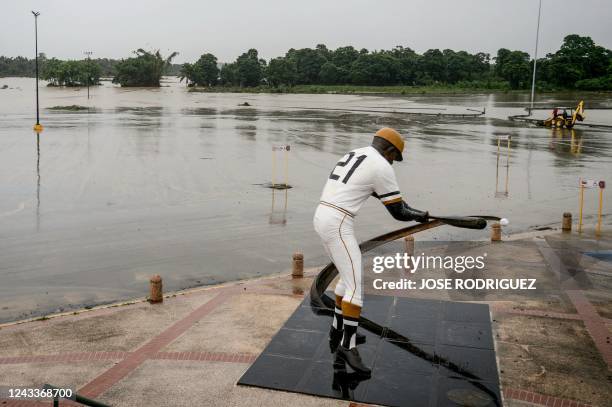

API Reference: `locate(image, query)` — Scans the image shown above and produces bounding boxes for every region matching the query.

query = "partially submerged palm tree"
[179,63,194,87]
[113,49,178,87]
[138,49,178,82]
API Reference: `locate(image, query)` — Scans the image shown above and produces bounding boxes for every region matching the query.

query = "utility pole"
[32,11,43,133]
[84,51,93,99]
[529,0,542,112]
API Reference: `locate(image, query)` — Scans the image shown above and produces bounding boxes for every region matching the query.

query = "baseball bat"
[429,215,488,229]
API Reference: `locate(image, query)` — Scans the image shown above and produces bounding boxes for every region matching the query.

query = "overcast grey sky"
[1,0,611,63]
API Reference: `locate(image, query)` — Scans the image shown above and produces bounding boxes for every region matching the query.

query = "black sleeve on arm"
[385,200,429,222]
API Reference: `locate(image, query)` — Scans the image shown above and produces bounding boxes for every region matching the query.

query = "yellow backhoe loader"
[542,100,585,129]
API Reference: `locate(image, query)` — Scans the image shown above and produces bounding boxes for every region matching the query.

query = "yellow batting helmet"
[374,127,404,161]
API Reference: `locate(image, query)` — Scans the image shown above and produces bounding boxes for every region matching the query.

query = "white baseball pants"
[313,203,363,307]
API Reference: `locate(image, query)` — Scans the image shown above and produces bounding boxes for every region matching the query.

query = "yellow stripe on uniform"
[383,197,402,205]
[335,295,343,308]
[341,301,362,319]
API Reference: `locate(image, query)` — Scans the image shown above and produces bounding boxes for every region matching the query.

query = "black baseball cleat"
[336,345,371,376]
[329,327,366,351]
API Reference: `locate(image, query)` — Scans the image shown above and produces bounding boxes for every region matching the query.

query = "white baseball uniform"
[313,146,402,307]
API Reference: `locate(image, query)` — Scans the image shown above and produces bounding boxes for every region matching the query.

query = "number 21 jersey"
[319,146,403,216]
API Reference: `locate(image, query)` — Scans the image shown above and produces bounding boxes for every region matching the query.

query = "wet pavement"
[0,77,611,322]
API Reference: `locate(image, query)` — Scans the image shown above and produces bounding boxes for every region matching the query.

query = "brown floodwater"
[1,77,611,322]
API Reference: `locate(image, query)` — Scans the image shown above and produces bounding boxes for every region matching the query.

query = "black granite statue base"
[238,294,501,407]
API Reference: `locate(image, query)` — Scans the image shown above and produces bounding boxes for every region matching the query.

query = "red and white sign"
[580,179,605,188]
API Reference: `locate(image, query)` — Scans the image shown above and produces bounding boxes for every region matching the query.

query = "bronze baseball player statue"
[313,127,429,375]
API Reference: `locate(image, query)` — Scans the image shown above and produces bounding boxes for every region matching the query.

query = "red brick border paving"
[0,350,257,366]
[503,387,592,407]
[153,351,256,364]
[78,289,235,398]
[246,288,306,299]
[0,352,129,365]
[565,290,612,368]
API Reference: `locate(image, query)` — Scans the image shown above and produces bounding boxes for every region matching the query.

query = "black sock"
[342,317,358,349]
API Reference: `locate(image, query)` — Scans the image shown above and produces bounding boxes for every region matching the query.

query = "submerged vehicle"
[542,100,585,129]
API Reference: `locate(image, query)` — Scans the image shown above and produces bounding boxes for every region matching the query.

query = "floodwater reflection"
[494,136,511,198]
[549,128,583,155]
[269,188,288,225]
[35,133,41,230]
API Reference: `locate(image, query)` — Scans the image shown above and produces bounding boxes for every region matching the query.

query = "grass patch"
[47,105,89,111]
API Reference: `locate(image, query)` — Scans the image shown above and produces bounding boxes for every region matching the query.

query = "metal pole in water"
[84,51,93,99]
[578,182,584,233]
[529,0,542,111]
[284,147,288,187]
[271,148,277,187]
[34,12,39,124]
[495,137,500,193]
[505,138,510,194]
[597,186,603,235]
[32,11,42,132]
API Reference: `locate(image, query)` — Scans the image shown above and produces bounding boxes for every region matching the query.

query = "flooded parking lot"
[1,77,610,322]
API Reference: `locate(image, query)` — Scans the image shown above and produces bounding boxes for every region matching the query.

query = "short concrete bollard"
[292,252,304,279]
[562,212,572,232]
[149,274,163,303]
[491,223,502,242]
[404,235,415,256]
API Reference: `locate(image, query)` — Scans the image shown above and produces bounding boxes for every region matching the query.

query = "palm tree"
[153,49,178,81]
[115,49,179,86]
[179,63,194,87]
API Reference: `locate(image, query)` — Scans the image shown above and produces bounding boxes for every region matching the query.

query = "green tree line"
[181,35,612,91]
[2,35,611,90]
[0,55,38,76]
[1,54,118,78]
[1,52,182,87]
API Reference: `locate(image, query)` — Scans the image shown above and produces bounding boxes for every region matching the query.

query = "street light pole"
[529,0,542,112]
[84,51,93,99]
[32,11,43,133]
